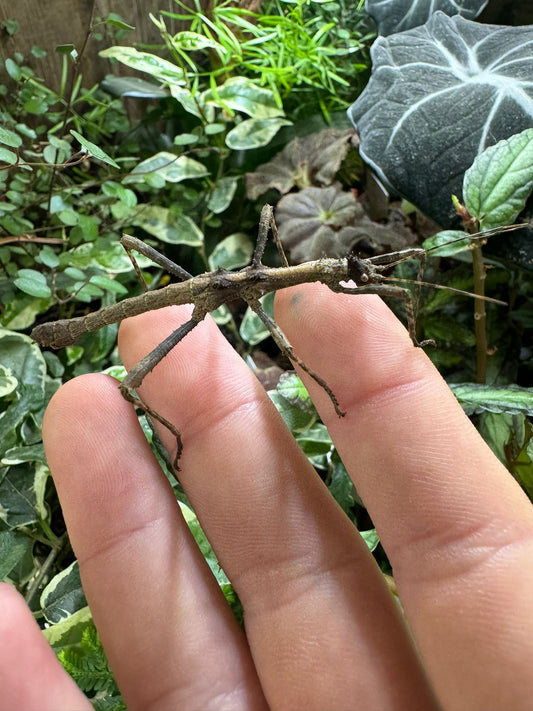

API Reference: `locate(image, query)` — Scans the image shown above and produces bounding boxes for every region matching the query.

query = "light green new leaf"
[226,117,292,150]
[70,130,120,169]
[129,151,209,183]
[464,128,533,229]
[132,205,203,245]
[450,383,533,416]
[360,529,380,552]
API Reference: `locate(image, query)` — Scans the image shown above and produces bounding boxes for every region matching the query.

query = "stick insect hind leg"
[119,312,205,471]
[119,235,204,470]
[246,297,346,418]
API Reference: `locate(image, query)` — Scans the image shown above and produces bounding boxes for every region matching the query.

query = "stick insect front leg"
[333,281,435,348]
[120,312,205,470]
[246,297,346,417]
[121,234,193,291]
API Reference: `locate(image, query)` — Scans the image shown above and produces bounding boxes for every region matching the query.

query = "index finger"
[275,283,533,711]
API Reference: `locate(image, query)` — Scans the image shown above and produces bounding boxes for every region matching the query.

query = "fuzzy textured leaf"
[276,185,414,262]
[246,128,355,200]
[463,129,533,229]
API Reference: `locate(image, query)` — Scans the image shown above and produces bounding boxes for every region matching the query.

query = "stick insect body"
[31,205,506,468]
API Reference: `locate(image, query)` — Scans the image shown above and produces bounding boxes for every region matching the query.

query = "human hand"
[2,283,533,711]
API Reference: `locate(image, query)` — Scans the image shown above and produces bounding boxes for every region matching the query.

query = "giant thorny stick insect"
[32,205,508,468]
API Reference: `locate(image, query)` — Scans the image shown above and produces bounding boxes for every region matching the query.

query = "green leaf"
[2,19,19,36]
[423,230,472,258]
[239,292,275,345]
[360,529,380,552]
[128,151,209,183]
[56,44,76,55]
[0,146,18,164]
[88,275,128,295]
[5,58,21,80]
[41,560,88,624]
[268,390,317,434]
[0,126,22,149]
[172,30,226,53]
[0,463,42,527]
[204,77,284,119]
[132,206,203,245]
[450,383,533,417]
[0,364,18,397]
[226,117,291,150]
[14,269,51,298]
[179,501,229,586]
[328,454,355,515]
[0,330,46,458]
[0,530,32,580]
[464,128,533,229]
[208,233,253,271]
[296,422,333,469]
[276,372,316,415]
[106,12,135,31]
[207,177,238,214]
[70,130,120,169]
[99,46,185,86]
[43,606,93,650]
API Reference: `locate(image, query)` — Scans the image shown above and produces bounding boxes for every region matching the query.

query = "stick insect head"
[346,253,384,286]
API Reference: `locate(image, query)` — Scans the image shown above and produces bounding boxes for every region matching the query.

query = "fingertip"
[0,584,91,711]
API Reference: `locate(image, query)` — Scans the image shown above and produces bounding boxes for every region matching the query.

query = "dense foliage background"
[1,1,532,705]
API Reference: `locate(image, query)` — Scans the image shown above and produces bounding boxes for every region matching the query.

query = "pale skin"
[1,284,533,711]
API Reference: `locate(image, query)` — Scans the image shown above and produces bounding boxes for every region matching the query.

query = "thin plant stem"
[471,240,488,383]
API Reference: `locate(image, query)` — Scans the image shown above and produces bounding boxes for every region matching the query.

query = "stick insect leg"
[121,234,193,292]
[251,205,289,268]
[119,315,202,470]
[247,298,345,417]
[333,283,435,348]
